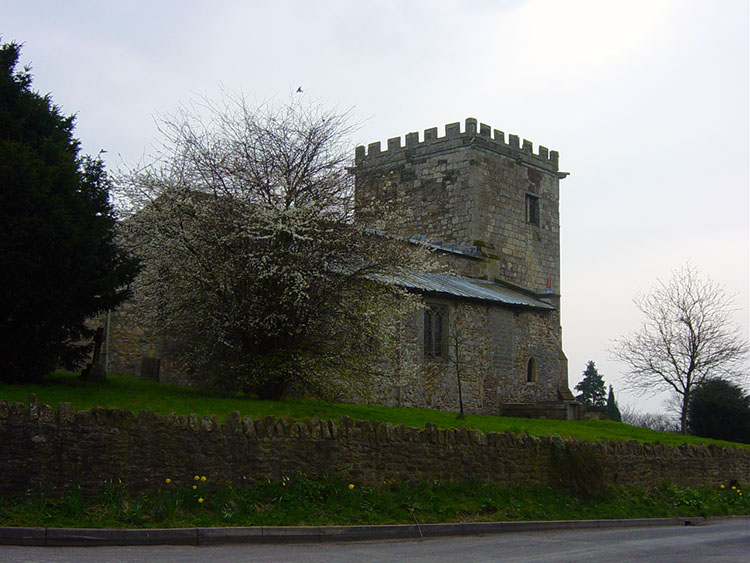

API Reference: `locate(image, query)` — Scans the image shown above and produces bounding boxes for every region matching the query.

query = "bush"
[688,379,750,444]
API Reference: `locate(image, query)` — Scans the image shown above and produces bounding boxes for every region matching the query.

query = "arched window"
[526,357,537,382]
[424,303,447,358]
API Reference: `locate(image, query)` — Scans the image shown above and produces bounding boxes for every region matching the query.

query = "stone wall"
[365,299,567,415]
[94,291,566,417]
[351,118,570,411]
[90,300,190,386]
[353,117,565,294]
[95,301,153,378]
[1,397,747,497]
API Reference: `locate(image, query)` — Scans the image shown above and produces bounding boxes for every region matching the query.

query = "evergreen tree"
[687,379,750,443]
[574,361,607,407]
[0,41,138,382]
[606,385,622,422]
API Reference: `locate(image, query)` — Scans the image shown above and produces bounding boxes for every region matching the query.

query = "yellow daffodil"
[201,476,207,482]
[348,484,355,490]
[194,475,200,481]
[165,478,171,484]
[193,485,197,490]
[198,497,204,503]
[720,484,725,489]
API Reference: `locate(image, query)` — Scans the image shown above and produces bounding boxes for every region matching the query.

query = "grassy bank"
[1,373,746,448]
[0,477,746,529]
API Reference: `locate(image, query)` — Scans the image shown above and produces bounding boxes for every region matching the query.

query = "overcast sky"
[3,0,748,414]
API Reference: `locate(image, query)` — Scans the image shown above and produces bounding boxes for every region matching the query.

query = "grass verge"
[0,372,747,448]
[0,477,747,529]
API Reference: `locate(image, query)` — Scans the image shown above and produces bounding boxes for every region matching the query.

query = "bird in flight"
[296,86,303,93]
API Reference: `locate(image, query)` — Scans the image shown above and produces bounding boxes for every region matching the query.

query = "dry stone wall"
[1,397,747,497]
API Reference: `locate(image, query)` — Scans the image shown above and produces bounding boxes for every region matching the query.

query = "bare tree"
[612,265,749,433]
[117,94,429,399]
[620,404,679,433]
[448,325,466,419]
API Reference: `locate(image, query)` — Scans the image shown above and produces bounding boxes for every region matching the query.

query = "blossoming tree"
[119,95,429,399]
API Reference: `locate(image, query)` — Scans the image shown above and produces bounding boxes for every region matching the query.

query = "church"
[102,117,578,419]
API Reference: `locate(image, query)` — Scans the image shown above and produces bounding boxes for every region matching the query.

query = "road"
[2,518,748,562]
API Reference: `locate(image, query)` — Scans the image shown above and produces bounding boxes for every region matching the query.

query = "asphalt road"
[1,518,748,562]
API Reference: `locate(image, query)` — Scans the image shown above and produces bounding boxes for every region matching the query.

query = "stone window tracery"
[424,303,447,358]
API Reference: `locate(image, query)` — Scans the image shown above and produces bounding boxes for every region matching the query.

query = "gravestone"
[80,327,106,382]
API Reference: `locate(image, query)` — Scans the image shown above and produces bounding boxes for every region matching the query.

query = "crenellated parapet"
[355,117,561,175]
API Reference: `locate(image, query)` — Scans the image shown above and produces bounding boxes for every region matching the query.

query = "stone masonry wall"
[352,118,569,408]
[89,300,190,386]
[365,299,566,415]
[353,118,565,294]
[1,398,747,497]
[97,301,154,377]
[95,292,565,416]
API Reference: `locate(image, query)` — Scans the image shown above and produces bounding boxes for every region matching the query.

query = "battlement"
[355,117,561,174]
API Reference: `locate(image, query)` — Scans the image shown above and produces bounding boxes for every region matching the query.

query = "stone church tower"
[352,118,574,417]
[353,117,565,295]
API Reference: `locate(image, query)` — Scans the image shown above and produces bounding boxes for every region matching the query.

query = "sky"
[3,0,748,415]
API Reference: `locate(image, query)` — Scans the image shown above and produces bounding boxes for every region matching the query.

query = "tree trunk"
[680,393,689,434]
[456,368,464,418]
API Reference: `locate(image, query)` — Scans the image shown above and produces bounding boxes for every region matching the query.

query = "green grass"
[0,477,747,528]
[1,372,747,449]
[2,374,747,528]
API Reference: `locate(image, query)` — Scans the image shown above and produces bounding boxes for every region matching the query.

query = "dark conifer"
[688,379,750,443]
[575,361,607,407]
[0,41,138,381]
[606,385,622,422]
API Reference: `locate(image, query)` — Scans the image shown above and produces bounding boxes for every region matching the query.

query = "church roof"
[386,272,556,310]
[408,236,484,258]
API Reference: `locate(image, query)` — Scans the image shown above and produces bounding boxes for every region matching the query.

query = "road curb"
[1,516,746,547]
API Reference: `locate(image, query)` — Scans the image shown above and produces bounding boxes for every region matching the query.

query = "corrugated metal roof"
[375,272,556,310]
